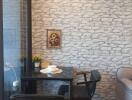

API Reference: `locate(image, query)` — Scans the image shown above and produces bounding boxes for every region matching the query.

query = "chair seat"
[73,86,90,100]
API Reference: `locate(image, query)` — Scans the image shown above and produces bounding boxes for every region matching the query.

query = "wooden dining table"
[21,67,74,100]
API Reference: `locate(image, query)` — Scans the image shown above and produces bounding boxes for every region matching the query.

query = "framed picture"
[47,29,61,48]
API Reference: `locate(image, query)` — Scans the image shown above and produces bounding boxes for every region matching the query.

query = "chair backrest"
[90,70,101,82]
[87,70,101,98]
[10,94,64,100]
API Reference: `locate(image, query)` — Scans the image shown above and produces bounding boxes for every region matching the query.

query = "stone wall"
[32,0,132,100]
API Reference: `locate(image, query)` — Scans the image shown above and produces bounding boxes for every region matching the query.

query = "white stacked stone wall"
[32,0,132,100]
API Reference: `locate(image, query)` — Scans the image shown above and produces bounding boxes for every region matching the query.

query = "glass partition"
[3,0,30,100]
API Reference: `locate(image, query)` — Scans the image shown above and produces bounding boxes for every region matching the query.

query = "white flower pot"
[34,62,40,68]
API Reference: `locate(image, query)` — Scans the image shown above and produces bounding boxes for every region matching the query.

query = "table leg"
[70,80,73,100]
[21,80,37,94]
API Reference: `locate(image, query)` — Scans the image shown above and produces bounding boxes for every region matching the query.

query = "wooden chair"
[10,94,64,100]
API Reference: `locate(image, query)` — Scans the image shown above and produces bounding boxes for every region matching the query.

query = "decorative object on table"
[47,29,61,48]
[41,60,51,69]
[32,54,42,72]
[40,65,63,74]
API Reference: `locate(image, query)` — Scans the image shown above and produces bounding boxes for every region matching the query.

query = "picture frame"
[47,29,61,48]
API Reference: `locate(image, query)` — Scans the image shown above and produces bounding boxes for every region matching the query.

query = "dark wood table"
[21,67,73,100]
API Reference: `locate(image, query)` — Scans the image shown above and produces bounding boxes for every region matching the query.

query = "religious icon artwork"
[47,29,61,48]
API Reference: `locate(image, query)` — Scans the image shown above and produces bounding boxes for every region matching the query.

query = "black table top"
[21,67,73,81]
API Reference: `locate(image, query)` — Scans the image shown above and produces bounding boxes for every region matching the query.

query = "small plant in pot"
[32,54,42,71]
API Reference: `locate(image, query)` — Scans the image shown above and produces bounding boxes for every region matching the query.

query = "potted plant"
[32,54,42,71]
